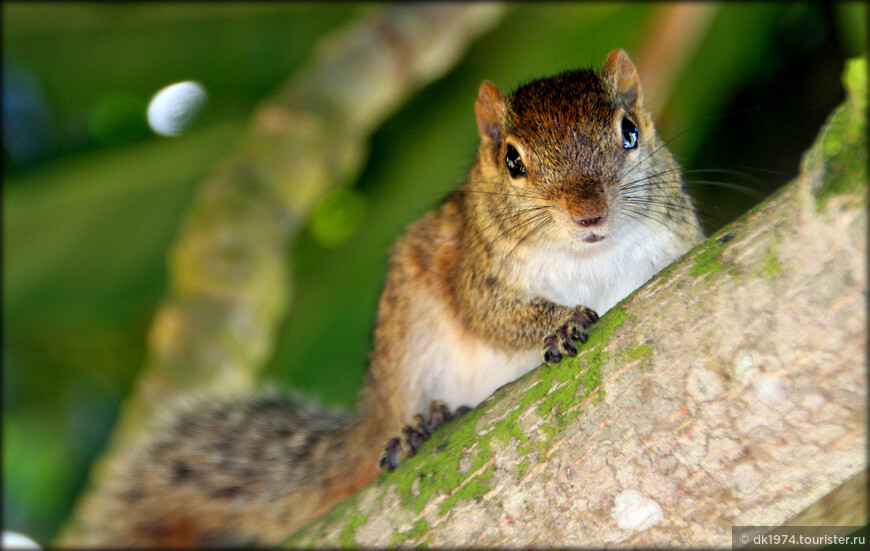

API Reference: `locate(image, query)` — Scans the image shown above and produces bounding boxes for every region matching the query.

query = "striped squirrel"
[66,49,703,547]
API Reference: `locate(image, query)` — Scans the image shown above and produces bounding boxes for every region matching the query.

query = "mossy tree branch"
[286,57,867,548]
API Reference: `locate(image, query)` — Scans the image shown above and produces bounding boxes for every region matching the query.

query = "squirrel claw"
[402,423,428,456]
[378,400,471,472]
[379,438,402,472]
[542,305,598,364]
[543,334,563,364]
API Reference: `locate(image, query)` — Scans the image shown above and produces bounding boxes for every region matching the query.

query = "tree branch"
[286,56,867,548]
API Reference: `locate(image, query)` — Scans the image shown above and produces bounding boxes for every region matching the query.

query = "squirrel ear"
[602,49,643,110]
[475,80,507,148]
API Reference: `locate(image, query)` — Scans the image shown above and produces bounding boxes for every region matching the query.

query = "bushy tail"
[57,391,378,548]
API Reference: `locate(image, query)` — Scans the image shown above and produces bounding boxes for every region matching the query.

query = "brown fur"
[65,50,702,547]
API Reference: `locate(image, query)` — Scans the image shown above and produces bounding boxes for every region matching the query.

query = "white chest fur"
[412,218,689,415]
[519,218,687,314]
[413,309,542,414]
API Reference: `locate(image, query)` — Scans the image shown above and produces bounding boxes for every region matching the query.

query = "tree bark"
[285,57,867,548]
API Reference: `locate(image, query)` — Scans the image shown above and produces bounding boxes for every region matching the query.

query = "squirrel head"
[472,49,674,248]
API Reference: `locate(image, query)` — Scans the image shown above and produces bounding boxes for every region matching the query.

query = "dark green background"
[3,2,866,544]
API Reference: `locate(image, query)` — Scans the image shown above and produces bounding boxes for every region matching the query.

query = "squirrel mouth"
[573,213,608,243]
[583,233,606,243]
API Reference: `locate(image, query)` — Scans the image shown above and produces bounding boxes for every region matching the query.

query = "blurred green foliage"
[2,2,866,544]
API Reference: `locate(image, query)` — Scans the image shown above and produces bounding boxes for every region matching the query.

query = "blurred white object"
[147,80,207,136]
[2,531,41,549]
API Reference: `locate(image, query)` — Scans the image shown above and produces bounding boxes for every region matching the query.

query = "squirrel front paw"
[379,400,471,472]
[542,305,599,364]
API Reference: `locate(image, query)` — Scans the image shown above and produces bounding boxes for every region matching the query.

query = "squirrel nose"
[576,214,607,227]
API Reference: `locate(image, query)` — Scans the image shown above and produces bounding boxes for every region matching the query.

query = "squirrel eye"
[505,145,527,178]
[621,117,638,150]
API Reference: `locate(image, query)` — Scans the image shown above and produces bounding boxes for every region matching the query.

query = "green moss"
[283,524,314,549]
[528,306,624,446]
[390,394,499,514]
[384,305,627,519]
[625,341,652,360]
[516,457,530,479]
[495,409,530,446]
[338,509,369,548]
[284,492,363,548]
[494,399,531,448]
[592,388,605,405]
[690,240,727,277]
[815,56,868,210]
[494,376,551,450]
[581,356,604,392]
[436,465,495,516]
[538,376,581,420]
[519,378,550,406]
[390,518,431,546]
[623,341,653,371]
[653,257,680,286]
[657,229,733,287]
[761,251,782,279]
[302,304,634,542]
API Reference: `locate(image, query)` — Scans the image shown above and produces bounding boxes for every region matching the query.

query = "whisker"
[613,204,681,233]
[683,180,765,199]
[471,214,550,250]
[684,165,781,177]
[619,196,728,227]
[491,213,552,278]
[621,194,719,212]
[617,166,765,202]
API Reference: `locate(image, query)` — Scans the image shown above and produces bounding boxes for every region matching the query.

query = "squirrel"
[63,49,703,547]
